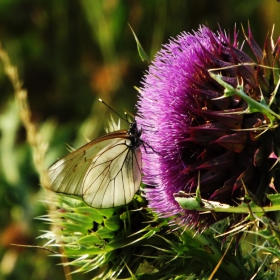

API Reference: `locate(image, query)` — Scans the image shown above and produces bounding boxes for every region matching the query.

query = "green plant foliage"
[38,193,279,279]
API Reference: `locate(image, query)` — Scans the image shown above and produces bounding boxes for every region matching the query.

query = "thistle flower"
[137,25,280,228]
[38,26,280,278]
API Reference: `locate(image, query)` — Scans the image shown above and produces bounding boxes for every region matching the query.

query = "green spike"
[128,23,150,63]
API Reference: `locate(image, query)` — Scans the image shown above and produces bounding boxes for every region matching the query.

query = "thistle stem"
[175,195,280,214]
[209,72,280,123]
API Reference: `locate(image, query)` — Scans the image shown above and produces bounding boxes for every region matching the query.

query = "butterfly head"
[128,122,142,148]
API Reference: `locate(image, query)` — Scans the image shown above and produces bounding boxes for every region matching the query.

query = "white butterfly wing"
[82,139,142,208]
[46,135,142,208]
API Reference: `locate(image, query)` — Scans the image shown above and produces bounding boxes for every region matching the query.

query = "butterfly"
[45,108,143,209]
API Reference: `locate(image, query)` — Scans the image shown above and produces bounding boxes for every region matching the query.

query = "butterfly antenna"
[124,112,134,123]
[99,98,128,123]
[124,112,129,122]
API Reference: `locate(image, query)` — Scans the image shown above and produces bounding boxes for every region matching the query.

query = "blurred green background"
[0,0,279,279]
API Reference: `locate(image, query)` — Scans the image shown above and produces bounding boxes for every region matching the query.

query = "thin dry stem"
[0,47,48,183]
[0,45,72,280]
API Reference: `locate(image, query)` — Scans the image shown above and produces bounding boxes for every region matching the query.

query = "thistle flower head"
[137,25,280,228]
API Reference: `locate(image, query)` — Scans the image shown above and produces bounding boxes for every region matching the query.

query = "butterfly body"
[46,122,142,208]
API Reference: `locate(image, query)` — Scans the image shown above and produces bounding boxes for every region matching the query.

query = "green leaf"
[59,222,90,235]
[96,226,116,239]
[57,194,87,208]
[76,234,105,248]
[104,215,120,231]
[75,206,115,224]
[128,23,150,63]
[62,212,93,225]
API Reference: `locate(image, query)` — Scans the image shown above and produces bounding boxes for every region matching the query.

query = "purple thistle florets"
[136,25,280,228]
